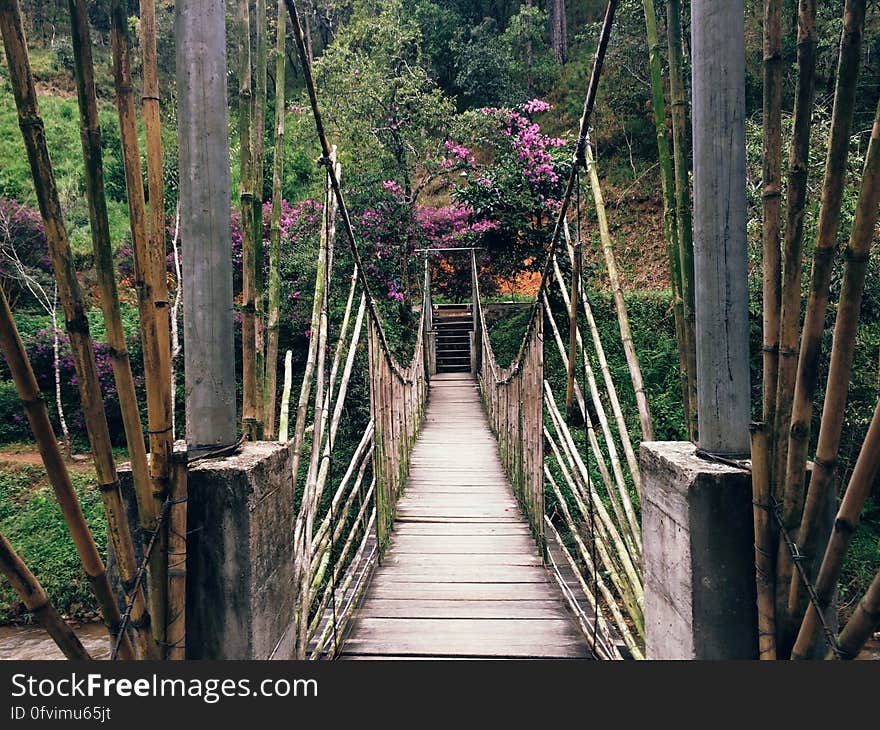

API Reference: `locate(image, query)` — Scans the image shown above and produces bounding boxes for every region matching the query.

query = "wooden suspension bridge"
[3,0,879,665]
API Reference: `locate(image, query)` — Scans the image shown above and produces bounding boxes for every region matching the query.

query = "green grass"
[0,63,134,259]
[0,460,107,623]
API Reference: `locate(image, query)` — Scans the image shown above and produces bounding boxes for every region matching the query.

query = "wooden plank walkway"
[340,373,592,659]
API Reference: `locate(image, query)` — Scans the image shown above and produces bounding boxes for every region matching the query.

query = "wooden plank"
[340,370,591,659]
[358,598,567,619]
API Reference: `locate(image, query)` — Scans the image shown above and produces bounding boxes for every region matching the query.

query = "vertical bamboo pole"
[278,350,293,441]
[749,422,777,659]
[253,0,268,432]
[772,0,817,508]
[1,0,153,659]
[265,0,287,439]
[138,2,174,649]
[0,532,91,660]
[665,0,697,441]
[564,236,580,422]
[165,453,187,660]
[584,144,653,440]
[0,288,132,659]
[782,0,866,551]
[787,98,880,619]
[641,0,688,437]
[68,0,164,654]
[109,0,170,652]
[138,0,173,487]
[238,0,257,438]
[762,0,783,432]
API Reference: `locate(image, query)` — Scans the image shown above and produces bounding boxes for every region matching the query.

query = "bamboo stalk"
[0,531,92,660]
[584,144,653,440]
[238,0,257,438]
[762,0,783,431]
[278,350,293,441]
[665,0,697,442]
[543,290,641,554]
[787,97,880,626]
[137,0,174,648]
[772,1,818,649]
[67,0,166,660]
[834,568,880,659]
[265,0,287,439]
[792,398,880,659]
[253,0,268,432]
[545,471,643,657]
[564,236,581,421]
[0,288,132,658]
[561,228,641,494]
[109,0,170,652]
[544,424,644,635]
[138,0,173,511]
[544,378,641,570]
[772,0,817,498]
[782,0,866,562]
[749,422,777,659]
[165,454,187,660]
[2,1,153,660]
[641,0,687,438]
[543,514,624,660]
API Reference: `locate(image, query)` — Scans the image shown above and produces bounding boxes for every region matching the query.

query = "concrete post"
[691,0,751,456]
[641,442,758,659]
[176,0,236,450]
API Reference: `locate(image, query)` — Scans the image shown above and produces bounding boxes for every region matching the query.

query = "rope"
[495,0,619,378]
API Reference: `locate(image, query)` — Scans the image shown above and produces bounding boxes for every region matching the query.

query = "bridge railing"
[367,276,430,550]
[291,256,430,659]
[471,251,544,543]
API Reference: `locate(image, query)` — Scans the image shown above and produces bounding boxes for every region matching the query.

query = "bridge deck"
[341,373,591,659]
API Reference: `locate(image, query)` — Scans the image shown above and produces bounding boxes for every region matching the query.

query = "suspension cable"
[497,0,618,380]
[284,0,419,385]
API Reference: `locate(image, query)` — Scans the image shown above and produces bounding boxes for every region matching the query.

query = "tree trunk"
[551,0,567,64]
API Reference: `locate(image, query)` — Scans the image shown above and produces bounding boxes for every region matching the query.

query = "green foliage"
[0,71,132,258]
[0,462,106,623]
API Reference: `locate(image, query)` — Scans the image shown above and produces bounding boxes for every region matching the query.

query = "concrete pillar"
[641,442,758,659]
[176,0,236,451]
[117,442,297,659]
[691,0,750,456]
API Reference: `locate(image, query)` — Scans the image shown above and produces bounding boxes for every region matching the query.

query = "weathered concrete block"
[118,441,296,659]
[640,441,757,659]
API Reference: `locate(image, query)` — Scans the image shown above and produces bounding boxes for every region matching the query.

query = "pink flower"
[523,99,551,114]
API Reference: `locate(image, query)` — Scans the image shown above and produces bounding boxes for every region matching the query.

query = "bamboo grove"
[0,0,878,664]
[0,0,181,659]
